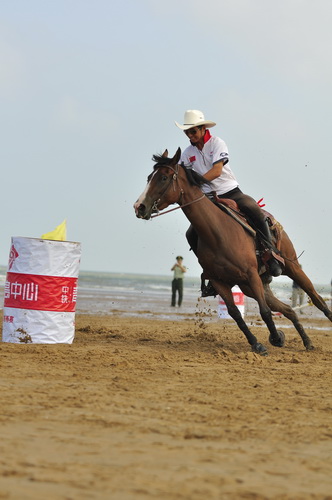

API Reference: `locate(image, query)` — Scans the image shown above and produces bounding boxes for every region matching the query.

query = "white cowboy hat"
[175,109,216,130]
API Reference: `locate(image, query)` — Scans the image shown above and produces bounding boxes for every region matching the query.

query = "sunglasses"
[184,126,202,136]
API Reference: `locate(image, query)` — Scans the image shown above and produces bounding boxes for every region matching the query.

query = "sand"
[0,311,332,499]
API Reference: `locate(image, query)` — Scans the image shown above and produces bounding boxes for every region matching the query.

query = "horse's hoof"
[252,342,268,356]
[269,329,285,347]
[305,344,315,351]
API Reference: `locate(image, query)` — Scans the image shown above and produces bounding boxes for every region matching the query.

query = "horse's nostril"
[136,204,146,218]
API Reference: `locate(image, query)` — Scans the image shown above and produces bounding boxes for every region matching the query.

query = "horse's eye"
[161,175,168,182]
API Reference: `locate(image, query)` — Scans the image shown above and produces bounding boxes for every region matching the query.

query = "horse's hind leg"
[290,267,332,321]
[281,232,332,321]
[263,283,314,350]
[214,282,267,355]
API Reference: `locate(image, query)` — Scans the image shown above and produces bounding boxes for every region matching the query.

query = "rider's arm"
[203,160,224,182]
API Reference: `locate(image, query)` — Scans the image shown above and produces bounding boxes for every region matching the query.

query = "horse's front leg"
[214,281,268,356]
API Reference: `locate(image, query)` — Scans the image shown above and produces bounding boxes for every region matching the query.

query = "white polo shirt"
[180,133,239,195]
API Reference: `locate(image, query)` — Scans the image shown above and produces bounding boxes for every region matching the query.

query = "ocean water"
[0,266,331,322]
[75,270,207,320]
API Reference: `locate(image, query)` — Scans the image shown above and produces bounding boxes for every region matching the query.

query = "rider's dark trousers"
[216,187,268,232]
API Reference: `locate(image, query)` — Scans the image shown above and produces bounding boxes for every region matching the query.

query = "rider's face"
[184,126,206,144]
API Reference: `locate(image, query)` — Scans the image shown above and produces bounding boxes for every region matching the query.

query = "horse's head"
[134,148,182,220]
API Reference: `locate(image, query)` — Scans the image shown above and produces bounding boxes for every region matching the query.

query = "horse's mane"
[152,154,174,166]
[184,165,209,187]
[152,153,209,188]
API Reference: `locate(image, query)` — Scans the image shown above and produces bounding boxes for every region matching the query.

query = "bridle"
[150,163,205,219]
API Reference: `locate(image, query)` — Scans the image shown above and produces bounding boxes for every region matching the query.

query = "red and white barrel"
[2,237,81,344]
[218,285,245,319]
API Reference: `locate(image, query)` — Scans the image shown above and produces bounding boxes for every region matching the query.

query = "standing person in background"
[292,268,305,314]
[171,256,186,307]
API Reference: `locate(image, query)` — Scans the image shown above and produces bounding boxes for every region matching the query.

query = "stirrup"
[201,281,217,297]
[261,247,284,277]
[267,258,283,277]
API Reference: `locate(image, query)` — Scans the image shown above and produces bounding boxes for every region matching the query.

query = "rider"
[175,109,283,294]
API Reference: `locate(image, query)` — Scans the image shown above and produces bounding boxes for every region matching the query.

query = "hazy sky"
[1,0,331,284]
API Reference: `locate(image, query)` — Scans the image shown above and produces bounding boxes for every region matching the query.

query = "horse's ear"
[162,149,168,158]
[173,147,181,164]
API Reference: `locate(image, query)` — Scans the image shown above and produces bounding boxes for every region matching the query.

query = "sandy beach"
[1,310,332,499]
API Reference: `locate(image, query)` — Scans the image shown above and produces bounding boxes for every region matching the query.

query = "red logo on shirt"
[189,156,196,162]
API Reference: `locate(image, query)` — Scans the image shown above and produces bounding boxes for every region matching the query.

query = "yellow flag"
[41,219,67,241]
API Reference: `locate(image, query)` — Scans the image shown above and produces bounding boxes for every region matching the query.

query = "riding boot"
[259,219,283,277]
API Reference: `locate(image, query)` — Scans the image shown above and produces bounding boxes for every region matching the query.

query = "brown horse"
[134,148,332,355]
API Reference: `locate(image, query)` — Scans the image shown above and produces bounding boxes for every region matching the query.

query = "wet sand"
[1,311,332,499]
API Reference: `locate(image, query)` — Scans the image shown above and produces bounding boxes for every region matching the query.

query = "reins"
[151,193,205,218]
[150,163,205,219]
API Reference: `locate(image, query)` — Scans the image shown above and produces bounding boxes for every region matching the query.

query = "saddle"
[212,193,284,272]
